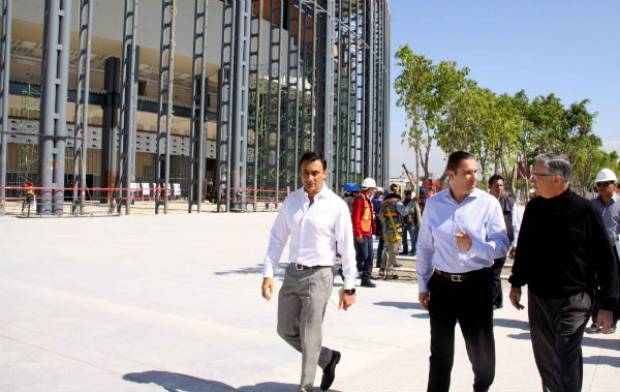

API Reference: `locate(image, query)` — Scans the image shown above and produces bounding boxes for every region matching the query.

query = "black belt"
[291,263,329,271]
[434,269,486,283]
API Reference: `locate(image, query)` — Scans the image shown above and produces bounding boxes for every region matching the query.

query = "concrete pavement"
[1,212,618,391]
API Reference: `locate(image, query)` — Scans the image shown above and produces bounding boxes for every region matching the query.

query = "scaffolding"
[0,0,391,216]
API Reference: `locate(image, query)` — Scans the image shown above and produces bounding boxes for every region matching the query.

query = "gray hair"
[535,153,571,182]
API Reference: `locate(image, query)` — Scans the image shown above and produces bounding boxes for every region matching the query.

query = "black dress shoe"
[361,280,376,288]
[320,350,341,391]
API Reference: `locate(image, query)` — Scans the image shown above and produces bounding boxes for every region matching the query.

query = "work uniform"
[351,193,375,284]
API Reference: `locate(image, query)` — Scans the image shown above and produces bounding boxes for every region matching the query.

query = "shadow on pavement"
[492,318,529,330]
[508,332,620,350]
[214,264,285,279]
[373,301,429,319]
[583,355,620,367]
[123,371,344,392]
[374,301,424,310]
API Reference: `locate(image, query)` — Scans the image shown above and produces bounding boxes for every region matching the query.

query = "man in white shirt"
[261,151,357,392]
[417,151,509,392]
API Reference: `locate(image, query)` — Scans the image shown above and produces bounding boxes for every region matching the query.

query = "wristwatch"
[343,288,356,295]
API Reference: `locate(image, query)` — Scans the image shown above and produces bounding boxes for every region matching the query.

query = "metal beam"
[0,0,12,216]
[101,57,120,206]
[155,0,176,214]
[188,0,208,213]
[263,0,283,207]
[38,0,72,215]
[230,0,251,211]
[323,0,335,187]
[284,0,302,192]
[71,0,93,215]
[216,0,235,212]
[115,0,139,214]
[247,0,263,210]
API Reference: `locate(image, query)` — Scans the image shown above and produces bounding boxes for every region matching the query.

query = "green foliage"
[394,46,618,195]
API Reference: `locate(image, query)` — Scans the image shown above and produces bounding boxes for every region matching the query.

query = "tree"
[395,45,439,179]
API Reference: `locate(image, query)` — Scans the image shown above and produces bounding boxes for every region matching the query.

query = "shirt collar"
[444,187,480,204]
[302,184,331,201]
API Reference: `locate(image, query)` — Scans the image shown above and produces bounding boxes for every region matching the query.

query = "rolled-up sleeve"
[335,202,357,290]
[416,209,435,293]
[469,201,509,262]
[262,201,290,278]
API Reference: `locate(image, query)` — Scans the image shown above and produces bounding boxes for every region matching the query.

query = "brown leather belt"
[434,269,486,283]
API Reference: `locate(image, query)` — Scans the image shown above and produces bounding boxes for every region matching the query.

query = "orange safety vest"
[360,195,373,233]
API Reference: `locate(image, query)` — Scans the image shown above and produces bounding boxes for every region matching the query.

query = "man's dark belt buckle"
[450,274,462,282]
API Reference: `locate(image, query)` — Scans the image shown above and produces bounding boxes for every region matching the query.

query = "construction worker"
[378,192,412,279]
[372,187,386,270]
[21,181,36,217]
[585,168,620,334]
[352,177,376,287]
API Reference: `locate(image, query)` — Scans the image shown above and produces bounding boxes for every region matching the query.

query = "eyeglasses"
[596,181,615,187]
[529,172,554,180]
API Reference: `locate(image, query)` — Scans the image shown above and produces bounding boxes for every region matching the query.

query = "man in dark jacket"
[488,174,513,309]
[509,153,619,392]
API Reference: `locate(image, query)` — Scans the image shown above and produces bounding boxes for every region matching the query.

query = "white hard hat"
[375,187,384,193]
[361,177,376,189]
[595,168,617,184]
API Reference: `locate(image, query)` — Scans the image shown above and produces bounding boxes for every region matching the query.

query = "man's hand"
[355,236,364,244]
[595,309,613,333]
[455,229,472,252]
[261,277,274,301]
[338,288,356,311]
[509,286,524,310]
[419,291,430,310]
[509,247,517,260]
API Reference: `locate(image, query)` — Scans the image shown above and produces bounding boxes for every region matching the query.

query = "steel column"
[354,0,364,184]
[216,0,235,212]
[38,0,72,215]
[230,0,251,211]
[364,0,375,178]
[263,0,283,207]
[155,0,176,214]
[247,0,263,209]
[0,0,12,216]
[101,57,120,206]
[71,0,93,215]
[382,1,390,185]
[188,0,208,213]
[375,0,384,183]
[115,0,139,214]
[323,0,335,187]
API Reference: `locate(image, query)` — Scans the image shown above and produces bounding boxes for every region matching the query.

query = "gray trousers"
[528,291,592,392]
[278,264,335,391]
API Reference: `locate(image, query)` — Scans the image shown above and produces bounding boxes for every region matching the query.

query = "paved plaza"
[1,213,618,391]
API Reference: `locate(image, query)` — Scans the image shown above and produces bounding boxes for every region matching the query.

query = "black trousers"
[427,270,495,392]
[528,291,592,392]
[489,257,506,309]
[589,246,620,326]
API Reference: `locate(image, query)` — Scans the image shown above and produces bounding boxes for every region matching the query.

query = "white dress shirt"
[262,185,357,290]
[511,203,525,248]
[416,188,510,292]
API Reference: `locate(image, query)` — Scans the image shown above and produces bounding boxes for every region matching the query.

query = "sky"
[388,0,620,178]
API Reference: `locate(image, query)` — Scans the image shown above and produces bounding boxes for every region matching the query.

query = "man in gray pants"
[262,152,357,392]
